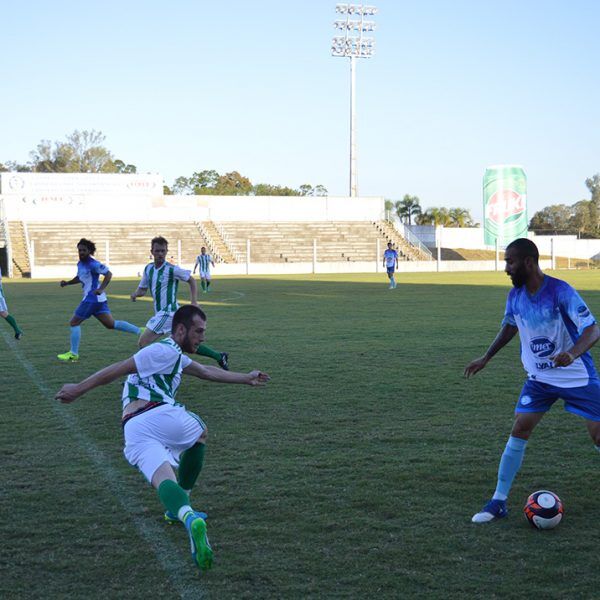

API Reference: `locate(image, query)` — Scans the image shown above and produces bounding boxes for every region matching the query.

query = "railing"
[194,221,223,264]
[213,222,243,263]
[394,222,433,260]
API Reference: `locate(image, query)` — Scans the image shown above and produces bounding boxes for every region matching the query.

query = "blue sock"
[493,436,528,500]
[114,320,141,335]
[70,325,81,355]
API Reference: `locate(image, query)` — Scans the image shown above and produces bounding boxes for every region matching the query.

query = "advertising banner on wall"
[0,172,163,198]
[483,165,527,247]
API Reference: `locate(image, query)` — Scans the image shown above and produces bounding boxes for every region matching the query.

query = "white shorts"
[0,295,6,313]
[123,403,206,483]
[199,271,211,281]
[145,310,173,335]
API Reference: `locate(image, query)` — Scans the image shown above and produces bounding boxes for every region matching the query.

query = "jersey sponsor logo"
[578,305,591,318]
[529,337,555,358]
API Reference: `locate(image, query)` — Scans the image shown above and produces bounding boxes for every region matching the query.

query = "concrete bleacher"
[214,221,397,263]
[26,222,208,268]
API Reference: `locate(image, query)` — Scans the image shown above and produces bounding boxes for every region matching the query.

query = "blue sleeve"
[559,285,596,334]
[501,291,516,326]
[91,259,109,275]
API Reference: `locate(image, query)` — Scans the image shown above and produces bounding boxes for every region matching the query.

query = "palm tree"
[416,207,452,226]
[448,207,474,227]
[394,194,422,225]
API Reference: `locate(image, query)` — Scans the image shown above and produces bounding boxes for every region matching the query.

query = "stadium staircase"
[373,221,433,261]
[7,221,31,277]
[195,221,236,264]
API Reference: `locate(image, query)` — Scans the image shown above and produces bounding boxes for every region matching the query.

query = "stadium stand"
[5,219,430,276]
[213,221,430,263]
[25,222,210,267]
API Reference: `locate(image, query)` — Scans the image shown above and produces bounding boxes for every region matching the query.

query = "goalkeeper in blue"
[55,304,270,571]
[464,238,600,523]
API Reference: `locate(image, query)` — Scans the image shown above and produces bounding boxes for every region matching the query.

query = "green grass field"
[1,270,600,599]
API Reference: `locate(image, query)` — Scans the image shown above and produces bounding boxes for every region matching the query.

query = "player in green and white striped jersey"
[55,304,271,572]
[193,247,215,293]
[0,269,23,339]
[130,236,229,369]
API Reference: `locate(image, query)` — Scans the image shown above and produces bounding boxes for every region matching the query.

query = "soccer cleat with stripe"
[184,511,213,570]
[218,352,229,371]
[15,331,23,340]
[164,509,207,524]
[472,499,508,523]
[57,351,79,362]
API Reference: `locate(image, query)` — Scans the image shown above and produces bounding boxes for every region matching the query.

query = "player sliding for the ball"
[55,304,270,571]
[464,238,600,523]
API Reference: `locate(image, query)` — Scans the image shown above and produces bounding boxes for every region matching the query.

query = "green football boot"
[57,351,79,362]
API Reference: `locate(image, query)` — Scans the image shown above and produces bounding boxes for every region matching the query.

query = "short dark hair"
[77,238,96,255]
[506,238,539,263]
[172,304,206,333]
[151,236,169,249]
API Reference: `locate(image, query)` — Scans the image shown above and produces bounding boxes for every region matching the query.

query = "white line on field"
[0,330,204,600]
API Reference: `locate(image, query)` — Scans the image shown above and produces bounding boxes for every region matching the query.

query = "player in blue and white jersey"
[193,247,215,293]
[0,268,23,339]
[464,238,600,523]
[55,304,270,572]
[57,238,141,362]
[382,242,399,289]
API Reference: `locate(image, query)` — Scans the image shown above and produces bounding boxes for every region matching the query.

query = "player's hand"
[464,356,489,379]
[246,370,271,386]
[60,280,67,287]
[93,289,103,295]
[55,384,82,403]
[130,293,137,302]
[552,351,575,367]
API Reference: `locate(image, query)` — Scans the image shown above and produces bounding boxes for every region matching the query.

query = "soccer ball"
[524,490,564,529]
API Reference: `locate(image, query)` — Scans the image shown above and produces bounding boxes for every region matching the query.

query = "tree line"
[386,195,477,227]
[528,175,600,238]
[0,129,328,197]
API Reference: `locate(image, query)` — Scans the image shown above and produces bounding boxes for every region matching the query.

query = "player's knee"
[198,428,208,443]
[511,424,533,439]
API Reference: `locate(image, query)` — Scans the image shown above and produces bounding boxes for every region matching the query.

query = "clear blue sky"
[1,0,598,221]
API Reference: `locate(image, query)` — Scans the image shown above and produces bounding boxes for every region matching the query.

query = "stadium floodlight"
[331,4,378,197]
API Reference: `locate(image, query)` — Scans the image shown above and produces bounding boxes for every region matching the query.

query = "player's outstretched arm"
[60,276,81,287]
[55,358,138,403]
[130,286,148,301]
[183,361,270,386]
[464,324,518,378]
[553,323,600,367]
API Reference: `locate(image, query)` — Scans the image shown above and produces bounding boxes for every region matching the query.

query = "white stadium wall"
[0,173,385,223]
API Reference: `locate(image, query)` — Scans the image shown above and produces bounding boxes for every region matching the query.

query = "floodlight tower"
[332,4,377,197]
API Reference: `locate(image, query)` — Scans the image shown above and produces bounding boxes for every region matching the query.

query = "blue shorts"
[516,378,600,421]
[386,266,395,274]
[74,300,111,320]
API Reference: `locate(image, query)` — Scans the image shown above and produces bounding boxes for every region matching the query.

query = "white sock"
[178,504,193,522]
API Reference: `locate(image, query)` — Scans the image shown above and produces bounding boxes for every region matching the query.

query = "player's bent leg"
[586,420,600,448]
[95,312,116,329]
[139,327,161,348]
[196,344,229,370]
[154,464,213,570]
